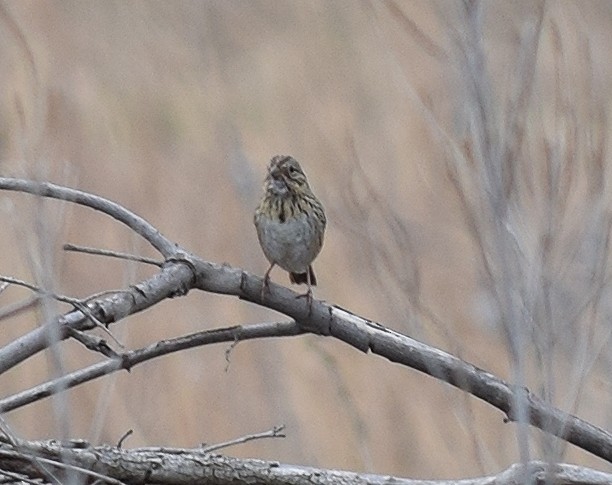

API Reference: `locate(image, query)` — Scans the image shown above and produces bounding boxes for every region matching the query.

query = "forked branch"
[0,177,610,466]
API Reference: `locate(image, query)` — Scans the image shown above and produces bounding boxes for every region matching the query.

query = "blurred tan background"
[0,1,610,479]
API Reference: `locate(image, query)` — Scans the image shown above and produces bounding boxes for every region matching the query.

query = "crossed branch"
[0,177,610,470]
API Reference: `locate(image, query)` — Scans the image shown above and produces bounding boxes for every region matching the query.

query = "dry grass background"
[0,1,610,479]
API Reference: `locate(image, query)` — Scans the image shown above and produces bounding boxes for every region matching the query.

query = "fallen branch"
[0,439,611,485]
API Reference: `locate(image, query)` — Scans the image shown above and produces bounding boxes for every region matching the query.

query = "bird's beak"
[269,165,282,180]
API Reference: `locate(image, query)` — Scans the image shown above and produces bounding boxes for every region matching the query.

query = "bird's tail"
[290,265,317,286]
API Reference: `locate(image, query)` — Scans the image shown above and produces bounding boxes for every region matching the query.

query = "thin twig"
[66,328,120,359]
[0,275,124,348]
[117,429,133,449]
[0,414,62,484]
[0,469,45,485]
[0,415,18,447]
[0,276,60,300]
[0,295,39,321]
[63,243,162,267]
[201,425,286,453]
[71,301,124,349]
[224,336,240,372]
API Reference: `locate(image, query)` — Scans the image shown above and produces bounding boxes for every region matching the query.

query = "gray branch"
[1,439,612,485]
[0,177,610,469]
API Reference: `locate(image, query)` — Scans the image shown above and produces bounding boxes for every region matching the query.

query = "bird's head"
[265,155,310,196]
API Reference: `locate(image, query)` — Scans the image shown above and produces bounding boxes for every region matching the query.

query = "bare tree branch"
[0,261,195,373]
[0,448,124,485]
[0,177,610,465]
[0,275,124,348]
[0,178,175,256]
[63,243,162,267]
[0,321,303,413]
[0,438,611,485]
[200,425,286,453]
